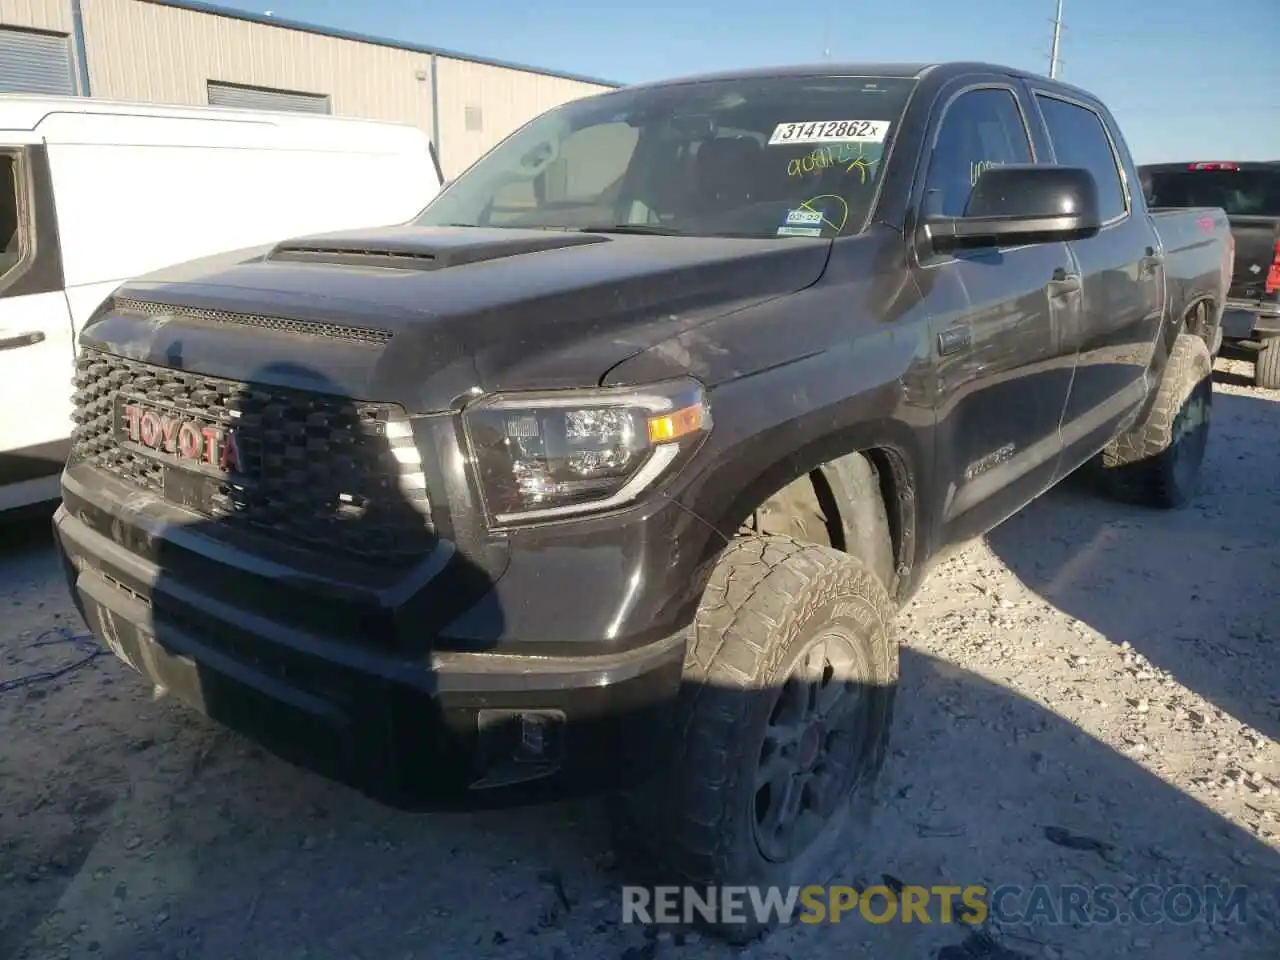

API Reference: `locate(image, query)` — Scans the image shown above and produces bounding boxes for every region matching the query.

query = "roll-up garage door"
[207,81,332,114]
[0,28,76,96]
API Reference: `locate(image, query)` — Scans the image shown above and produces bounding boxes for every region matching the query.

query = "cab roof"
[618,60,1086,94]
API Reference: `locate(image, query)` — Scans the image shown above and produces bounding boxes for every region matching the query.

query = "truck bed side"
[1149,206,1233,349]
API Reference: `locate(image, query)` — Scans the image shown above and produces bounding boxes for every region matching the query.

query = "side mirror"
[922,164,1102,252]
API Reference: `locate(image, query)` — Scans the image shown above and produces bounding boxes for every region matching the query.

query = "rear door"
[1029,91,1164,463]
[0,140,75,509]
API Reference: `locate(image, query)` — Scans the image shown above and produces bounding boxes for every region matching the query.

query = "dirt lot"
[2,356,1277,960]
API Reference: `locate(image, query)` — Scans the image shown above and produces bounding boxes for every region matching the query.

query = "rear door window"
[1035,95,1128,222]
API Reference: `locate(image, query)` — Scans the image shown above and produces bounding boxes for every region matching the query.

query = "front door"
[913,84,1082,547]
[0,143,75,510]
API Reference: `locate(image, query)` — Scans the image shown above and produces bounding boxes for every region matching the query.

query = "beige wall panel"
[80,0,435,135]
[0,0,72,33]
[435,56,613,178]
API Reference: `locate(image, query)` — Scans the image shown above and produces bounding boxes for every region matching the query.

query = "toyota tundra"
[53,62,1233,940]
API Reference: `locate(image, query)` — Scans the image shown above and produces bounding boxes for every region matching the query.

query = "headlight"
[461,378,712,524]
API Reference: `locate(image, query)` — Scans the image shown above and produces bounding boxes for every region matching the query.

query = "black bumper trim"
[54,503,686,693]
[53,504,687,806]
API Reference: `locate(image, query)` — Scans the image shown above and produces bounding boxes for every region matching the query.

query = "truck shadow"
[9,648,1271,960]
[986,383,1280,742]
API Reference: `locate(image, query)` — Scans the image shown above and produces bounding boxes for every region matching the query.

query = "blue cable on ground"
[0,625,104,695]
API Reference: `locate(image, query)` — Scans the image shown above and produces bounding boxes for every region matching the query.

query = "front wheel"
[609,536,898,943]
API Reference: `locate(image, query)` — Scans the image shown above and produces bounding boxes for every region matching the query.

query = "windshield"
[416,75,918,240]
[1145,169,1280,217]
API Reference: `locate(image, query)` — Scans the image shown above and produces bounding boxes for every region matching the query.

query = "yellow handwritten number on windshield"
[787,143,878,183]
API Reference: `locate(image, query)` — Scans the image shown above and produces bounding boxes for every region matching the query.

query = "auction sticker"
[768,120,890,145]
[784,208,825,226]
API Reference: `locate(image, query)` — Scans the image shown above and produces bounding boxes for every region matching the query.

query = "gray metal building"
[0,0,620,177]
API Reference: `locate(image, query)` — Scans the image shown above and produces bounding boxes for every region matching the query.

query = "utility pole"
[1048,0,1064,79]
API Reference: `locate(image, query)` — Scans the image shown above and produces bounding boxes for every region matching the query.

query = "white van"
[0,95,443,512]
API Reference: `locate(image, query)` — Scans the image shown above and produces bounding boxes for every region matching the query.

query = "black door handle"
[0,331,45,351]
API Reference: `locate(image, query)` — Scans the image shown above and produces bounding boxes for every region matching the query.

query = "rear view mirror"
[664,115,717,140]
[923,164,1102,251]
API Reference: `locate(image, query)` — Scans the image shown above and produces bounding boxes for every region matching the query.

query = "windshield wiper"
[576,224,684,236]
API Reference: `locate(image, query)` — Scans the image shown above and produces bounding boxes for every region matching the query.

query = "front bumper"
[52,489,688,808]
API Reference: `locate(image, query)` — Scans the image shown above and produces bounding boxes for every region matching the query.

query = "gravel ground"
[1,356,1277,960]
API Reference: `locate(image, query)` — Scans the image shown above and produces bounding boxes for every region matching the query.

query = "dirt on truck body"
[51,60,1233,942]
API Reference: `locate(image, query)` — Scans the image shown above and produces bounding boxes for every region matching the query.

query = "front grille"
[70,348,436,566]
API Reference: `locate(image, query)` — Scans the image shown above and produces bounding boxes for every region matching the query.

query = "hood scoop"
[265,224,610,271]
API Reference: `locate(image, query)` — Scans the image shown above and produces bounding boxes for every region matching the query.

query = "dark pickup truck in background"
[53,61,1232,940]
[1140,159,1280,387]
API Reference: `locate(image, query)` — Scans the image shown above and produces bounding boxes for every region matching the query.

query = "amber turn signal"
[647,402,706,444]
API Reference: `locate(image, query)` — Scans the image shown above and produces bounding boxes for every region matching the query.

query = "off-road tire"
[751,453,896,595]
[609,536,899,943]
[1255,337,1280,390]
[1098,332,1213,508]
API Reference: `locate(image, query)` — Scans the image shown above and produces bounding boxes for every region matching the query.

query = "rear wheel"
[1255,337,1280,390]
[1098,332,1213,508]
[609,536,898,943]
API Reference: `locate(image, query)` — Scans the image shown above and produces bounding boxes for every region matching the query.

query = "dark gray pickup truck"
[1140,160,1280,387]
[54,61,1232,939]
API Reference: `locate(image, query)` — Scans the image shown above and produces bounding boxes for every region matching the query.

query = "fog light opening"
[470,708,567,790]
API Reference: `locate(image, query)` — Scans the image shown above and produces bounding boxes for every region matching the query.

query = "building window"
[0,26,76,96]
[465,105,484,133]
[206,80,332,115]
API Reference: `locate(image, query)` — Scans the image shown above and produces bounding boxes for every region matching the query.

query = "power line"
[1048,0,1064,79]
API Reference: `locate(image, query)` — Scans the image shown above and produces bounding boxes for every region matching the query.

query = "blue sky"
[225,0,1277,163]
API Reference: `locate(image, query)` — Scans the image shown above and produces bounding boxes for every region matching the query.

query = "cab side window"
[924,88,1033,218]
[1034,95,1128,222]
[0,154,21,280]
